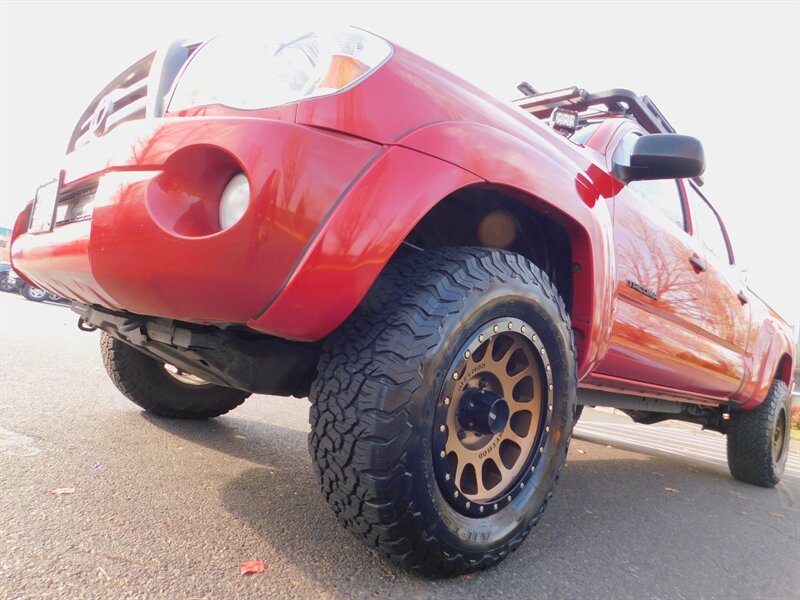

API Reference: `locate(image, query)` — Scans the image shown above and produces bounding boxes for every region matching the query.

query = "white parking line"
[579,422,800,467]
[574,421,800,478]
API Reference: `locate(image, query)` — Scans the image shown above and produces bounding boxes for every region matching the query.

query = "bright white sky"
[1,1,798,333]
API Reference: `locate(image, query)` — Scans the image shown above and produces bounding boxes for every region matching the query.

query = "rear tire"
[100,333,250,419]
[727,380,791,487]
[22,284,47,302]
[0,275,16,293]
[309,248,576,576]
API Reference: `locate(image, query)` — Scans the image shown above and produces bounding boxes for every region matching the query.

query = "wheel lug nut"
[479,506,484,513]
[457,429,466,440]
[520,482,525,489]
[521,326,526,333]
[465,501,471,508]
[439,425,446,433]
[493,503,498,510]
[545,426,550,432]
[464,350,471,359]
[452,372,459,380]
[440,451,446,458]
[493,324,499,333]
[444,397,451,406]
[548,384,553,391]
[507,495,512,502]
[445,473,451,481]
[507,322,513,330]
[479,334,485,342]
[454,491,459,498]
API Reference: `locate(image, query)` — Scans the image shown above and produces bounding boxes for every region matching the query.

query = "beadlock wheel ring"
[432,317,553,517]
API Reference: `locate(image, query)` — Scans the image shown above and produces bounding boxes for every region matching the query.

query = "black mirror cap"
[615,134,706,183]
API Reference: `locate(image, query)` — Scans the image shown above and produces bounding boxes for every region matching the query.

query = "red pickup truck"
[10,27,795,576]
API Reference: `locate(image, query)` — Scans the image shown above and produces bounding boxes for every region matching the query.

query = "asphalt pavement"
[1,292,799,599]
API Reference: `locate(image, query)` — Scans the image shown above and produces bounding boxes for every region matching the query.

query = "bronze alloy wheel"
[433,317,553,516]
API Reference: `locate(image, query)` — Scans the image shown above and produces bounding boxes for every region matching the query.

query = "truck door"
[594,131,723,396]
[683,182,749,395]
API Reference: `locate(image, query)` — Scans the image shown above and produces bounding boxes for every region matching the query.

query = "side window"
[613,132,687,231]
[685,184,732,264]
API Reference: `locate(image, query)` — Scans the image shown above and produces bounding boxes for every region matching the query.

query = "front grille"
[55,179,98,225]
[65,40,204,155]
[68,53,156,153]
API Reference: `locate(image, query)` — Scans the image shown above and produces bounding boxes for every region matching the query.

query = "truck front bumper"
[11,117,378,329]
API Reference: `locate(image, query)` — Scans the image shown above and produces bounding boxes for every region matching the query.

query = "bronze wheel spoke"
[485,335,502,365]
[503,429,528,447]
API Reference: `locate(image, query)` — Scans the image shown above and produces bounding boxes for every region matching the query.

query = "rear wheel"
[100,333,250,419]
[22,284,47,302]
[309,248,576,576]
[727,379,791,487]
[0,275,16,293]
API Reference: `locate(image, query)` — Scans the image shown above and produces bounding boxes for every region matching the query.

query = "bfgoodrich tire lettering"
[309,247,577,576]
[100,333,250,419]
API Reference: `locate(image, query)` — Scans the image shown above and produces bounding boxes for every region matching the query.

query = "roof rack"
[515,83,703,186]
[514,84,676,135]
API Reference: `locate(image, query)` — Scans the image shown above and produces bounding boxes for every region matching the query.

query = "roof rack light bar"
[514,85,675,135]
[514,83,703,185]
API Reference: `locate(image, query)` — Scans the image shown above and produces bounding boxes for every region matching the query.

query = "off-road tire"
[100,333,250,419]
[727,379,791,487]
[309,247,577,576]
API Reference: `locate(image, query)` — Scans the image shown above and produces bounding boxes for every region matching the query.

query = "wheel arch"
[251,136,616,379]
[401,182,596,372]
[775,352,794,387]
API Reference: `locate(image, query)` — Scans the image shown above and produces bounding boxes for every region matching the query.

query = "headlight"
[168,27,392,112]
[219,173,250,229]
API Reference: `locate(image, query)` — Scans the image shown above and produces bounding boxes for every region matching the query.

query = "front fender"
[395,121,618,377]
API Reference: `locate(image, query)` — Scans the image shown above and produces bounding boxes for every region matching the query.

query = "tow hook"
[78,317,98,332]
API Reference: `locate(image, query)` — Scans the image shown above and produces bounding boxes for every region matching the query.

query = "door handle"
[737,290,749,305]
[689,255,706,273]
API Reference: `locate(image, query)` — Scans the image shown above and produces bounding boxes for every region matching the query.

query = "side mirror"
[614,134,705,183]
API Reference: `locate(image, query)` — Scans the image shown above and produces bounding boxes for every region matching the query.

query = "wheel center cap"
[457,387,510,434]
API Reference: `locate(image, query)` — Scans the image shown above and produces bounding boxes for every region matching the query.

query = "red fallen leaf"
[664,487,679,493]
[240,560,266,576]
